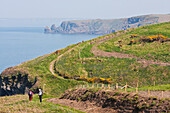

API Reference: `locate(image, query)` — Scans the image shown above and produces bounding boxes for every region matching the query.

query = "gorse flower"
[130,34,169,44]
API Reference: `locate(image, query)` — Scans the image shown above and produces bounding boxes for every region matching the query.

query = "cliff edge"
[44,14,170,35]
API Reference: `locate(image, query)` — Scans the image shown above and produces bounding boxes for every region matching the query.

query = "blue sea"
[0,19,99,73]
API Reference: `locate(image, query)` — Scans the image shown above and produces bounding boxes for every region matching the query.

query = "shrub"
[139,34,169,43]
[130,34,139,38]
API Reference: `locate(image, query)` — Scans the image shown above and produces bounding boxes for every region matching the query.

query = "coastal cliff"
[45,14,170,35]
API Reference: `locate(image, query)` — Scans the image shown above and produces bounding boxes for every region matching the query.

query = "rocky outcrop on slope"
[45,14,170,35]
[0,67,37,96]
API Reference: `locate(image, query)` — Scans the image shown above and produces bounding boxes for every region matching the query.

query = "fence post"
[148,89,150,96]
[97,84,98,88]
[136,87,138,93]
[116,83,118,90]
[154,81,155,86]
[125,82,127,92]
[43,84,46,94]
[136,82,138,93]
[161,91,163,98]
[108,84,110,89]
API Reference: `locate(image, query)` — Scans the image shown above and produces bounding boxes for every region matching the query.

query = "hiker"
[28,89,33,101]
[38,89,43,102]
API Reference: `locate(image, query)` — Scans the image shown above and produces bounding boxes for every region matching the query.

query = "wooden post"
[92,84,94,88]
[102,84,104,88]
[154,81,155,86]
[125,82,127,92]
[108,84,110,89]
[97,84,98,88]
[116,83,118,90]
[136,87,138,93]
[43,84,46,94]
[148,89,150,96]
[161,91,163,98]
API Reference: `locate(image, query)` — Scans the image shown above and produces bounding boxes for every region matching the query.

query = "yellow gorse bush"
[140,34,169,43]
[129,34,169,44]
[77,76,112,84]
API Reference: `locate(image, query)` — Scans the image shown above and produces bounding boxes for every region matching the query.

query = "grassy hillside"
[98,22,170,62]
[2,44,86,95]
[54,22,170,86]
[1,22,169,97]
[0,22,169,113]
[0,94,84,113]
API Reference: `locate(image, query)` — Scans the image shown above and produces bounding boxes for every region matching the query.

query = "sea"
[0,18,99,73]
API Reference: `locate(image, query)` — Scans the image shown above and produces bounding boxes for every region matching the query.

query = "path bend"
[91,34,170,67]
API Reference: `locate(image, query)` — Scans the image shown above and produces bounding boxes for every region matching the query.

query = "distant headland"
[44,14,170,35]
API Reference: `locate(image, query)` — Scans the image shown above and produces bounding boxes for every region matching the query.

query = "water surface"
[0,27,99,73]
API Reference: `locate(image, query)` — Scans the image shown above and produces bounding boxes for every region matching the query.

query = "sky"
[0,0,170,19]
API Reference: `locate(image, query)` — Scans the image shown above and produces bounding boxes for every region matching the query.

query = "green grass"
[0,94,84,113]
[55,46,170,86]
[98,22,170,62]
[2,22,169,97]
[80,44,95,58]
[53,22,170,87]
[14,44,86,95]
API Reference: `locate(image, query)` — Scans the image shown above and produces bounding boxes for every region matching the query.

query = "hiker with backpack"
[38,89,43,102]
[28,89,33,101]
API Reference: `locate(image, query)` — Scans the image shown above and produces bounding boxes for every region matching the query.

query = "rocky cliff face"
[0,67,37,96]
[45,14,170,35]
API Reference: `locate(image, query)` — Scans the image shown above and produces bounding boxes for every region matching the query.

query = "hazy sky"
[0,0,170,19]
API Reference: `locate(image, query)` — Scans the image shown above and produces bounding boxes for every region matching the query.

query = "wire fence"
[74,83,166,98]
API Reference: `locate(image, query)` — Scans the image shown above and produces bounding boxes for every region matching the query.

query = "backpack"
[39,91,43,96]
[29,91,32,96]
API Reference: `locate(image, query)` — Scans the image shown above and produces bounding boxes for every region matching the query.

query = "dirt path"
[47,98,117,113]
[49,45,80,76]
[91,35,170,67]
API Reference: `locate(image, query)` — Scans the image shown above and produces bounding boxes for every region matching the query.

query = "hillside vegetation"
[1,44,86,95]
[59,88,170,113]
[0,94,84,113]
[54,22,170,86]
[98,22,170,62]
[1,22,170,96]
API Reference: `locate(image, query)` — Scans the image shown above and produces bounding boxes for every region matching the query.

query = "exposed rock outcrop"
[45,14,170,35]
[0,67,37,96]
[44,26,51,33]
